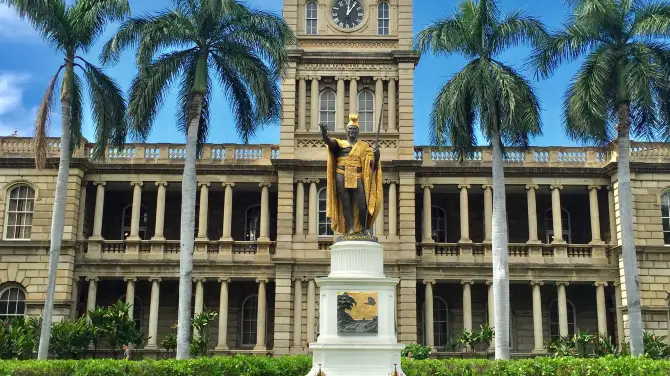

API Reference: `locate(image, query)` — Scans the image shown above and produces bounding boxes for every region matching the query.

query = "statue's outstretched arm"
[319,123,338,150]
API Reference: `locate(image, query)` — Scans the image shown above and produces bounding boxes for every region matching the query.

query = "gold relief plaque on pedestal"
[336,292,379,334]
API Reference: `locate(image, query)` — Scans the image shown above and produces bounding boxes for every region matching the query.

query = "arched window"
[544,208,572,243]
[121,205,148,239]
[549,299,577,340]
[661,191,670,245]
[4,185,35,240]
[245,205,261,241]
[377,1,390,35]
[420,296,450,347]
[305,1,318,35]
[319,90,336,131]
[318,188,333,236]
[241,294,258,346]
[431,206,447,243]
[0,285,26,319]
[357,90,375,132]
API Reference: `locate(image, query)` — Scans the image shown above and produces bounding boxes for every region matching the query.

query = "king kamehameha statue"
[319,114,382,237]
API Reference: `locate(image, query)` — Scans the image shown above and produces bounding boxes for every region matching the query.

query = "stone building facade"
[1,0,670,357]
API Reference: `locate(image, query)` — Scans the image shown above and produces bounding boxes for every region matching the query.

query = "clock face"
[332,0,365,29]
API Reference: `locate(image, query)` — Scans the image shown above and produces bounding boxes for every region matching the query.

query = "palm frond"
[33,64,63,169]
[2,0,70,51]
[68,0,129,51]
[78,58,127,160]
[69,72,84,155]
[530,25,602,79]
[413,18,466,56]
[490,11,548,57]
[128,49,194,141]
[631,1,670,38]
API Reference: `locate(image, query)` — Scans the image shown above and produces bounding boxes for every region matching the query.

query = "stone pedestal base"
[306,240,405,376]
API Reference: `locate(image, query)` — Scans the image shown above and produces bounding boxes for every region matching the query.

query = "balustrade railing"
[418,242,599,262]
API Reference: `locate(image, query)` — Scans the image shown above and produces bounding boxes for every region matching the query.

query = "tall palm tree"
[101,0,294,359]
[532,0,670,357]
[415,0,545,360]
[1,0,129,360]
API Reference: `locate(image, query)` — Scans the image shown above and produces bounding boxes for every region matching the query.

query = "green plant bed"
[2,356,670,376]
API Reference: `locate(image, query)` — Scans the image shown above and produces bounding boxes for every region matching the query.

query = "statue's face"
[347,126,359,140]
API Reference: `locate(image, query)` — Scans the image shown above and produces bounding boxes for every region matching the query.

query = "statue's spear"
[364,101,384,234]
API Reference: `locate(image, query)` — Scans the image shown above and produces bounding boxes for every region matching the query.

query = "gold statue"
[320,114,382,235]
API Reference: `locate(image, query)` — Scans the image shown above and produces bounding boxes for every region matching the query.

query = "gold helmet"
[347,114,359,128]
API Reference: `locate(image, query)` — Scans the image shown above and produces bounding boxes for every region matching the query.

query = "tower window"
[378,1,390,35]
[357,90,375,132]
[306,1,318,35]
[319,90,336,131]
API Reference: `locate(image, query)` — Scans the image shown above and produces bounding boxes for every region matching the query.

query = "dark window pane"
[664,232,670,245]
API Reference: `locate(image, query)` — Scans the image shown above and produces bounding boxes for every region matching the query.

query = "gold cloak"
[326,139,382,234]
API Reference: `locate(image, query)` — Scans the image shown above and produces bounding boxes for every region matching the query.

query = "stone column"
[424,280,435,348]
[308,180,318,236]
[86,277,98,312]
[70,277,79,319]
[531,281,544,352]
[459,184,471,242]
[255,279,268,350]
[128,181,143,240]
[77,183,87,240]
[306,279,316,343]
[374,77,384,125]
[336,77,345,131]
[589,186,603,243]
[422,185,433,242]
[483,185,492,242]
[614,282,625,345]
[91,182,106,239]
[297,77,307,131]
[550,185,565,243]
[221,183,234,241]
[216,278,230,350]
[556,281,569,337]
[595,281,608,336]
[526,185,539,243]
[462,280,473,332]
[387,77,396,131]
[348,77,358,115]
[375,183,384,236]
[292,278,303,348]
[197,183,210,240]
[295,180,305,235]
[125,277,136,320]
[388,181,397,236]
[152,182,168,240]
[608,185,618,245]
[259,183,271,241]
[310,76,320,131]
[193,278,205,339]
[146,277,161,349]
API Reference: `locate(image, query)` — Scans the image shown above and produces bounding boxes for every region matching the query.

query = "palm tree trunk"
[491,130,510,360]
[37,63,74,360]
[617,101,644,356]
[175,93,203,360]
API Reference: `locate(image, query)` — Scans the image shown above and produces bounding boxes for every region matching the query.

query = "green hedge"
[2,356,670,376]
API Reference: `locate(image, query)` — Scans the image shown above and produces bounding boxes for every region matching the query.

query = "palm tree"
[532,0,670,357]
[1,0,129,360]
[101,0,294,359]
[415,0,546,360]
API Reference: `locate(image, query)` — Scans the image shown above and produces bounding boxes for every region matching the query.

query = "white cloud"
[0,71,35,137]
[0,5,38,40]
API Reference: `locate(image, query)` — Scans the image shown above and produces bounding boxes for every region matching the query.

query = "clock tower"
[279,0,419,162]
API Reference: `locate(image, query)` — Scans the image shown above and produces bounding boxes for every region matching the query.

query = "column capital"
[385,76,398,81]
[482,184,493,190]
[93,181,106,186]
[347,76,359,81]
[525,184,539,190]
[296,76,307,81]
[335,76,346,81]
[307,178,320,184]
[588,185,602,191]
[308,75,321,81]
[422,279,436,285]
[193,277,207,283]
[217,277,231,283]
[373,76,386,81]
[458,184,471,190]
[294,178,309,184]
[221,182,236,188]
[530,280,544,286]
[383,179,399,185]
[155,181,168,187]
[594,281,609,287]
[148,277,162,282]
[256,278,269,284]
[607,183,615,190]
[259,183,272,188]
[85,276,99,282]
[198,181,211,187]
[550,184,563,190]
[486,280,493,286]
[130,181,143,187]
[556,281,569,287]
[461,280,474,286]
[124,277,137,282]
[421,184,433,189]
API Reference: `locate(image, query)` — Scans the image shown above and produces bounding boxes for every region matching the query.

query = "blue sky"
[0,0,584,146]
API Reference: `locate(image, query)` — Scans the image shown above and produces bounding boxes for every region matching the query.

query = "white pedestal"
[306,241,405,376]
